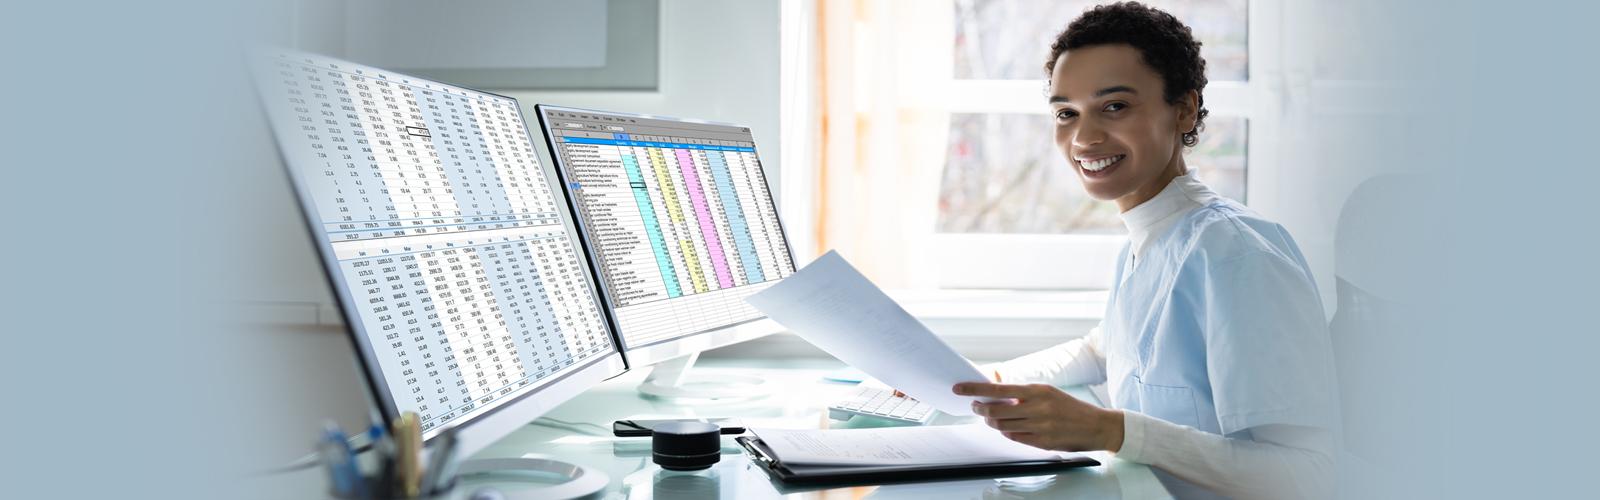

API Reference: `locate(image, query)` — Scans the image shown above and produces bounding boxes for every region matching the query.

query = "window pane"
[953,0,1248,81]
[936,113,1246,234]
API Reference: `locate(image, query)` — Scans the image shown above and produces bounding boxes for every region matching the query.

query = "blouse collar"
[1119,169,1219,259]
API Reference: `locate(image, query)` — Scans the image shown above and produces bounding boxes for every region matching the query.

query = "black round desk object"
[651,421,721,471]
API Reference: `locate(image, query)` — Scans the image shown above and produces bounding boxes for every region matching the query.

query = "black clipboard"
[736,435,1100,486]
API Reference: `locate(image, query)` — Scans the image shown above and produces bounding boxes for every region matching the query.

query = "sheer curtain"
[813,0,953,287]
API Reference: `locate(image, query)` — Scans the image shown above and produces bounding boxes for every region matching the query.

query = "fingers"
[979,417,1048,449]
[971,400,1030,419]
[952,382,1045,398]
[1002,431,1044,448]
[983,417,1037,433]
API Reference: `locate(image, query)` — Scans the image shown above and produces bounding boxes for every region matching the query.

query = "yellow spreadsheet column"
[649,147,707,293]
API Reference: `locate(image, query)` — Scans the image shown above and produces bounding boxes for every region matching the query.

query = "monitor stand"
[636,352,772,400]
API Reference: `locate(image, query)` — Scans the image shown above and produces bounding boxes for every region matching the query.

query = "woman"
[950,3,1340,499]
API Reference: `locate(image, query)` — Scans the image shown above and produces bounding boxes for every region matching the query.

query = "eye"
[1054,109,1078,121]
[1103,102,1127,112]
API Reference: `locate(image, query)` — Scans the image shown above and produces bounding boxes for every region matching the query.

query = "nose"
[1071,116,1106,152]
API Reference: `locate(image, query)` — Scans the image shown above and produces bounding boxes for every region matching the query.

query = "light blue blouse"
[1103,173,1340,439]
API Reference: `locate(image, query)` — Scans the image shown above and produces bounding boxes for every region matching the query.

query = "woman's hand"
[953,382,1125,453]
[895,369,1001,398]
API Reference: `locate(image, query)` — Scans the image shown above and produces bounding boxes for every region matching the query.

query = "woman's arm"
[1118,414,1336,500]
[985,326,1107,386]
[956,382,1336,500]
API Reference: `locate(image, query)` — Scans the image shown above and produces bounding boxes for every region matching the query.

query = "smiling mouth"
[1078,154,1125,172]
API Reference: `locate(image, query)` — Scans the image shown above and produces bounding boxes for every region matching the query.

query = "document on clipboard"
[748,424,1069,466]
[737,425,1100,485]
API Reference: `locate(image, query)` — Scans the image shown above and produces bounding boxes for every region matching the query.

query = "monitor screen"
[255,53,619,436]
[534,106,796,351]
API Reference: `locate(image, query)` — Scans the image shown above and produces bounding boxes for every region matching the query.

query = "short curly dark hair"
[1047,2,1209,147]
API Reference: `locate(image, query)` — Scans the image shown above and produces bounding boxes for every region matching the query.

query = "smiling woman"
[956,4,1342,500]
[1048,43,1200,210]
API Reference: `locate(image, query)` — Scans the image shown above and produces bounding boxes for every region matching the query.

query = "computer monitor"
[253,52,626,462]
[533,105,797,398]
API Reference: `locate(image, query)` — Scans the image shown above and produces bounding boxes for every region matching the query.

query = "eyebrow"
[1049,85,1137,103]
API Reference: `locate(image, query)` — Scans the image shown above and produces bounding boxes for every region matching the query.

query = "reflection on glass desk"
[467,357,1174,500]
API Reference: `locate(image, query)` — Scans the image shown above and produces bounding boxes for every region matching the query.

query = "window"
[794,0,1268,291]
[940,0,1251,237]
[928,0,1259,289]
[788,0,1383,320]
[939,113,1247,234]
[953,0,1248,81]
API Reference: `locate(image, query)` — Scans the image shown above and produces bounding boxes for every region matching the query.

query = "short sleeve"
[1202,250,1340,435]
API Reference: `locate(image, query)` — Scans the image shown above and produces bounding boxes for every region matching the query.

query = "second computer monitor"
[534,105,796,367]
[256,53,627,459]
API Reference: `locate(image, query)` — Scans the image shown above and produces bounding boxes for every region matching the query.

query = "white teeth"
[1080,155,1124,172]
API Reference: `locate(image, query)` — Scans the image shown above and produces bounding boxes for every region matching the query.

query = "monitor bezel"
[254,52,628,451]
[531,104,800,361]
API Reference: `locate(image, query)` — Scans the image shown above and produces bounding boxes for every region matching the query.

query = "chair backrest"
[1329,174,1430,458]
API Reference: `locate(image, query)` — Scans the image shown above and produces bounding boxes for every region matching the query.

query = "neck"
[1115,155,1186,213]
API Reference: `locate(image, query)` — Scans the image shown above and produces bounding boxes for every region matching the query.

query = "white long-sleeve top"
[988,332,1335,500]
[984,171,1337,500]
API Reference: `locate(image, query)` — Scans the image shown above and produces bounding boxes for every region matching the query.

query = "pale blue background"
[2,1,1596,498]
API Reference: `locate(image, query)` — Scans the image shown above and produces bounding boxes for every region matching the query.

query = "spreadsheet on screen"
[538,107,796,350]
[256,53,616,433]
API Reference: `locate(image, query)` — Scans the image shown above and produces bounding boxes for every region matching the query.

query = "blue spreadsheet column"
[620,149,682,298]
[706,148,763,283]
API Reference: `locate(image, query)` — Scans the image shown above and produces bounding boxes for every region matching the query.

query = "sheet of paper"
[745,250,993,415]
[749,424,1065,466]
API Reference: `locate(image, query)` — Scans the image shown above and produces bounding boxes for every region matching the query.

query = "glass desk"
[463,357,1173,499]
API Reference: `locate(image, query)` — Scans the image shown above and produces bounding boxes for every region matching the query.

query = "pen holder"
[327,443,459,500]
[331,475,457,500]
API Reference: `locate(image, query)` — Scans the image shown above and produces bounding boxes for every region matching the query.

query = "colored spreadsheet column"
[675,148,734,289]
[642,147,695,294]
[652,147,706,293]
[705,149,764,283]
[620,151,681,298]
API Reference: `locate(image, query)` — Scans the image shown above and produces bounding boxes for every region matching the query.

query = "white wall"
[499,0,784,214]
[250,1,782,319]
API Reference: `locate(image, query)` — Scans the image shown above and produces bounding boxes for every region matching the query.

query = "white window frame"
[933,77,1259,289]
[778,0,822,266]
[773,0,1398,294]
[931,0,1281,290]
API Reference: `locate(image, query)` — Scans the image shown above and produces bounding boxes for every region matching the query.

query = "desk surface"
[453,357,1173,499]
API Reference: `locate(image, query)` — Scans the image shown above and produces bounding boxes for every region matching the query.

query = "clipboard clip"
[736,437,777,466]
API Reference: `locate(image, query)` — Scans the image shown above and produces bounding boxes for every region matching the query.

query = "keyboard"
[827,386,938,425]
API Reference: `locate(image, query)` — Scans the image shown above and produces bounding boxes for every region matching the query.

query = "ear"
[1175,90,1200,135]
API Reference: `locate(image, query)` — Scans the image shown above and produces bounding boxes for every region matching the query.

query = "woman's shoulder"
[1171,198,1305,267]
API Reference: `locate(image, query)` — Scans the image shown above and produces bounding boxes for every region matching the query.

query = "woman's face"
[1049,44,1195,211]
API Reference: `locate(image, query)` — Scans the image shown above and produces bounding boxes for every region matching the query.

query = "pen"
[367,423,396,497]
[319,421,364,497]
[395,412,422,498]
[419,425,460,495]
[368,423,393,457]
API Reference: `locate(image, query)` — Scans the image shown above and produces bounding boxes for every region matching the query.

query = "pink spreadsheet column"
[673,148,734,289]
